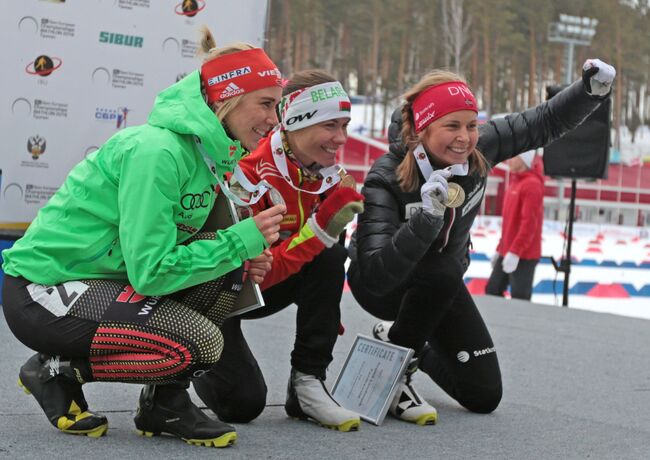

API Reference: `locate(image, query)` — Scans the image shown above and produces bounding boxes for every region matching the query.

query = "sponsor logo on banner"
[25,55,62,77]
[11,99,69,120]
[17,17,76,39]
[3,183,24,202]
[175,0,206,17]
[117,0,151,9]
[99,31,144,48]
[95,107,130,129]
[181,39,199,58]
[11,98,32,117]
[24,184,58,204]
[91,67,145,88]
[207,66,252,86]
[112,69,144,88]
[27,135,46,160]
[23,136,50,169]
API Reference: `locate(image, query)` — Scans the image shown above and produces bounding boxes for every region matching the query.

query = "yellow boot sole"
[136,429,237,448]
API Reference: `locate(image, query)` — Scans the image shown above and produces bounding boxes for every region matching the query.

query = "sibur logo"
[27,135,46,159]
[99,31,143,48]
[175,0,206,17]
[25,54,62,77]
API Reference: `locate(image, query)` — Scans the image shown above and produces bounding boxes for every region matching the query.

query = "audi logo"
[181,191,211,210]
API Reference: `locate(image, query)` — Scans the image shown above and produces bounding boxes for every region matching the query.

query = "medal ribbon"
[412,143,469,179]
[195,136,271,207]
[269,130,342,195]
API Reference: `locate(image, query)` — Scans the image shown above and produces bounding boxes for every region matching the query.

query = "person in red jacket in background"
[193,69,365,432]
[486,150,544,300]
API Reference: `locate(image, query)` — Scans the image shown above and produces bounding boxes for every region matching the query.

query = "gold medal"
[444,183,465,208]
[337,166,357,190]
[339,175,357,190]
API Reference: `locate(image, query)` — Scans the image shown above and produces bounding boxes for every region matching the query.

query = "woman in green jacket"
[1,27,285,448]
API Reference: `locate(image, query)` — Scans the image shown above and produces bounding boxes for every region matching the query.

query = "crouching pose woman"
[193,70,365,432]
[1,27,286,447]
[348,59,615,423]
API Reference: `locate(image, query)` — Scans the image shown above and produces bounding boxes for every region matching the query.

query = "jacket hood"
[388,106,408,158]
[515,160,544,183]
[147,70,244,175]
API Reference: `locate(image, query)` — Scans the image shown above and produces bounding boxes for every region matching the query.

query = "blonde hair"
[198,25,254,121]
[396,69,489,192]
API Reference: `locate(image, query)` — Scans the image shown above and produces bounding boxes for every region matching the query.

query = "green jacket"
[2,71,266,295]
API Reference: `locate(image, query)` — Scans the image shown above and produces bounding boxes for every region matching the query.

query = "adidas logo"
[220,82,244,99]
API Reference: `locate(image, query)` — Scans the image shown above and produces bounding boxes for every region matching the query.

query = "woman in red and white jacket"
[486,150,544,300]
[193,70,365,432]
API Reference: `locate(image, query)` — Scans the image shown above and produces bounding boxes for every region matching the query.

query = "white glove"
[490,253,500,269]
[420,169,451,217]
[502,252,520,274]
[582,59,616,97]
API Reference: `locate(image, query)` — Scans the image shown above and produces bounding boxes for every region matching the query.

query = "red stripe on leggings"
[91,336,185,360]
[89,326,193,380]
[92,327,190,351]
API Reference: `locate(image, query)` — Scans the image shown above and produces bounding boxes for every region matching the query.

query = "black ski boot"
[134,381,237,447]
[18,353,108,437]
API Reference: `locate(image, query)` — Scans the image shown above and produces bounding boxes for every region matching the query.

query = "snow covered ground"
[466,216,650,320]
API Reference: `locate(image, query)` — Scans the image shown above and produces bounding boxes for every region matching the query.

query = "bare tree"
[444,0,472,73]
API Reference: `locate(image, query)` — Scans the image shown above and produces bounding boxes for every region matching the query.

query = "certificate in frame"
[330,334,414,425]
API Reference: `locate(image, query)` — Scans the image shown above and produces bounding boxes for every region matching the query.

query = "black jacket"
[350,79,609,296]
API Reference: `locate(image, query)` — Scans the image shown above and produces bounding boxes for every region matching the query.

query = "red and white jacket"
[496,161,544,260]
[232,135,333,290]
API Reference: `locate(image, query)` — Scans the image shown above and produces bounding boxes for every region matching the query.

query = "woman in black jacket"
[347,59,615,424]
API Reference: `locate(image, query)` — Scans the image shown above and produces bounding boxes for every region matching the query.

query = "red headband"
[411,81,478,133]
[200,48,282,104]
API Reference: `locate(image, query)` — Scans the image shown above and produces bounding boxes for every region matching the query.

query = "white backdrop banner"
[0,0,268,225]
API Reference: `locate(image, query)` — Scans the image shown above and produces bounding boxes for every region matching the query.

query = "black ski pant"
[347,251,502,414]
[192,244,347,423]
[485,256,539,300]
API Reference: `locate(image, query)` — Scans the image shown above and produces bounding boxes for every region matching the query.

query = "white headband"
[279,81,351,131]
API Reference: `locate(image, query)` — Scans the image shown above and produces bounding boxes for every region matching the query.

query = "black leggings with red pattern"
[3,265,242,384]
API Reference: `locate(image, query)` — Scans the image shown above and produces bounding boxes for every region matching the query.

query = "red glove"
[308,187,364,246]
